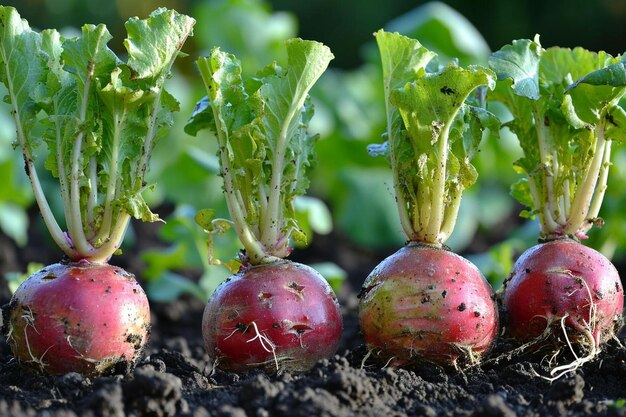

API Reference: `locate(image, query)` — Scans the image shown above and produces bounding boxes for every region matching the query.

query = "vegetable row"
[0,6,624,377]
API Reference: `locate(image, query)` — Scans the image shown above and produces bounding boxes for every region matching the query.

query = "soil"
[2,221,626,417]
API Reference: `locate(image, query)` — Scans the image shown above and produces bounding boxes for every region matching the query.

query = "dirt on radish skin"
[3,262,151,376]
[359,244,499,368]
[202,260,343,373]
[503,239,624,350]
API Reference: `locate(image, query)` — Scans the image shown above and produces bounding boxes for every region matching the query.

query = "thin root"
[20,308,53,372]
[532,277,600,381]
[360,349,372,370]
[381,356,395,370]
[452,343,482,369]
[536,319,598,382]
[246,321,279,372]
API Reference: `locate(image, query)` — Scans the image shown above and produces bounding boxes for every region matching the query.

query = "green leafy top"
[371,30,498,246]
[185,39,333,265]
[0,7,195,262]
[489,36,626,240]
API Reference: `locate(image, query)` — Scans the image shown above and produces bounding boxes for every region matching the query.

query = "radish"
[202,261,341,372]
[489,37,626,377]
[185,39,342,372]
[0,7,194,376]
[5,263,150,375]
[503,240,622,349]
[360,244,498,367]
[358,30,499,368]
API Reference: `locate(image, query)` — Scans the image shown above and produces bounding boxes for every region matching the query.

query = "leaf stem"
[197,58,274,264]
[67,55,99,258]
[564,122,607,236]
[532,105,560,234]
[134,41,188,187]
[586,139,611,222]
[552,151,567,225]
[88,213,130,263]
[416,181,430,237]
[0,52,77,257]
[134,88,161,188]
[563,178,571,219]
[423,121,451,245]
[528,175,558,234]
[260,105,297,250]
[439,188,463,243]
[86,155,98,237]
[53,95,73,235]
[68,130,93,255]
[394,166,417,240]
[396,179,415,240]
[224,153,275,264]
[95,110,124,243]
[27,158,77,256]
[386,130,415,240]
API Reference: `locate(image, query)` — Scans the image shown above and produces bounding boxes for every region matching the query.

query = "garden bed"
[1,225,626,417]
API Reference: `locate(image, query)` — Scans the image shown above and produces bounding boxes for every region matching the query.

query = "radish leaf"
[0,7,195,261]
[489,37,626,239]
[186,39,333,264]
[373,30,497,245]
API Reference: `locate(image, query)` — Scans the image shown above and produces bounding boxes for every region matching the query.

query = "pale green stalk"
[382,74,418,241]
[94,110,123,243]
[134,87,162,185]
[89,213,131,262]
[564,122,607,236]
[416,183,431,236]
[532,105,559,232]
[260,110,293,249]
[586,139,612,223]
[439,191,463,243]
[68,134,93,255]
[196,58,274,264]
[86,156,98,237]
[424,121,451,245]
[53,95,73,236]
[563,178,571,218]
[260,64,319,250]
[0,52,75,256]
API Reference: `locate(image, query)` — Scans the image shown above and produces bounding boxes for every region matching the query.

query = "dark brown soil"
[2,225,626,417]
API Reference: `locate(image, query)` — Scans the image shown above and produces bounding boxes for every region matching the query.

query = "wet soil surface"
[2,229,626,416]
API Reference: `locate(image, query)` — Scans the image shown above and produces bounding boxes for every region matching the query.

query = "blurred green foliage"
[3,0,623,69]
[1,0,625,298]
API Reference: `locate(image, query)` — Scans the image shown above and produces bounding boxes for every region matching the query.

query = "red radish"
[503,240,623,349]
[360,245,498,367]
[490,38,626,376]
[0,7,195,375]
[202,261,342,372]
[358,31,499,368]
[187,39,341,372]
[5,263,150,376]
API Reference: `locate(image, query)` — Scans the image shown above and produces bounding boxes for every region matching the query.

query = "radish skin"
[3,263,150,376]
[202,261,342,373]
[503,239,623,349]
[359,244,498,367]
